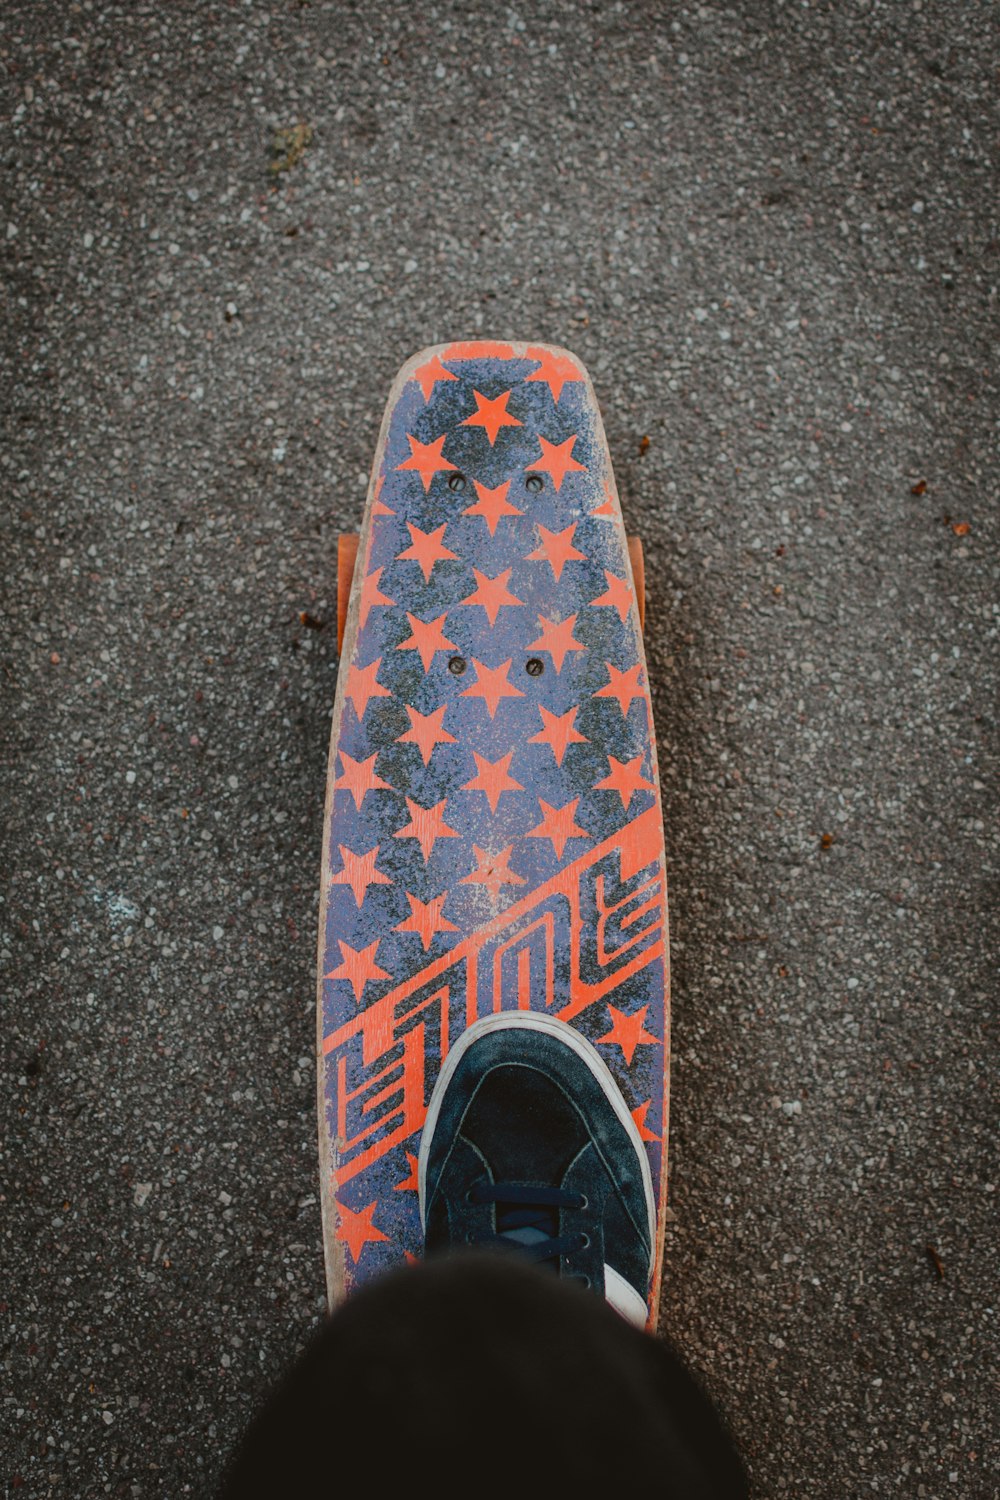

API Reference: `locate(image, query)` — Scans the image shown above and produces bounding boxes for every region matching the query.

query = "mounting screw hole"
[448,656,467,676]
[447,473,466,493]
[525,658,544,677]
[525,474,543,493]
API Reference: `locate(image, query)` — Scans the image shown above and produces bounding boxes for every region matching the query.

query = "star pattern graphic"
[462,479,523,535]
[527,522,586,582]
[396,432,458,491]
[529,705,588,767]
[325,937,390,1002]
[525,433,587,490]
[359,567,396,630]
[590,569,633,623]
[591,481,616,518]
[411,353,459,402]
[459,567,524,625]
[526,613,585,673]
[525,347,583,403]
[595,754,655,811]
[335,1198,389,1265]
[461,844,526,900]
[526,797,590,861]
[334,750,390,808]
[328,349,665,1008]
[394,891,457,950]
[398,703,457,764]
[596,1004,658,1067]
[371,474,394,518]
[397,611,457,671]
[595,661,646,717]
[330,843,390,908]
[397,521,459,581]
[460,750,523,812]
[461,658,525,718]
[461,388,523,445]
[394,796,460,862]
[344,658,391,720]
[372,475,395,518]
[631,1099,660,1144]
[322,345,668,1294]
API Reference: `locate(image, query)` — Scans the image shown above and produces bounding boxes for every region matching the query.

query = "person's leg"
[220,1015,747,1496]
[218,1253,747,1498]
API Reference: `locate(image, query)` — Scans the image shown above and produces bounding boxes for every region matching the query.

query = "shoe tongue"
[499,1225,551,1248]
[494,1193,558,1247]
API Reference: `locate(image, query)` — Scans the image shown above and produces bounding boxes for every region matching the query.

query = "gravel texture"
[2,2,997,1496]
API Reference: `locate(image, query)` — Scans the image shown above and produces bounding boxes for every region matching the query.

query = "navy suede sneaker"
[418,1012,656,1326]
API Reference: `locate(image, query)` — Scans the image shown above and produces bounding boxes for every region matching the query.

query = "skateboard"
[317,341,670,1326]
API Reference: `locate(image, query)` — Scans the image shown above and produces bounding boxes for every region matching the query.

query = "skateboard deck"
[317,341,670,1326]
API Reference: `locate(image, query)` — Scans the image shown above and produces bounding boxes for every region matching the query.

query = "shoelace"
[467,1181,589,1264]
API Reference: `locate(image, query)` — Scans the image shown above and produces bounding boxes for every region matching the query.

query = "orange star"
[344,657,391,720]
[329,843,390,907]
[394,890,457,950]
[397,611,457,672]
[528,705,588,766]
[358,566,396,630]
[334,750,391,809]
[335,1198,389,1265]
[462,479,523,536]
[396,432,458,492]
[461,388,523,445]
[595,754,655,810]
[595,661,645,717]
[590,481,617,518]
[395,1152,421,1193]
[525,434,586,491]
[525,347,583,403]
[372,474,395,518]
[398,703,457,764]
[325,938,390,1002]
[590,569,633,623]
[461,845,526,901]
[397,521,459,582]
[526,798,590,861]
[596,1004,658,1067]
[461,658,525,719]
[631,1099,660,1144]
[527,522,586,582]
[459,568,524,626]
[461,750,523,812]
[526,613,585,673]
[411,353,459,402]
[394,796,460,862]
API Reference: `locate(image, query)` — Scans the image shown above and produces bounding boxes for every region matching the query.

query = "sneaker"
[418,1011,656,1326]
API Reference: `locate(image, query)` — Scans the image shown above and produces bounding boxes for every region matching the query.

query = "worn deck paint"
[317,341,670,1324]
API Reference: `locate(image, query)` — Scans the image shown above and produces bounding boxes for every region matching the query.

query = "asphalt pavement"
[2,2,997,1495]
